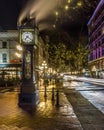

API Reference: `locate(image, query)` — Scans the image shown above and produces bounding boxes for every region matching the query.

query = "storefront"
[0,64,21,82]
[88,57,104,78]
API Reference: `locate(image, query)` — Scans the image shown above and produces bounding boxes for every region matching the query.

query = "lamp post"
[42,61,47,97]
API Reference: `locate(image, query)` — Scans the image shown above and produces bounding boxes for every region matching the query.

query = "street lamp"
[77,1,82,7]
[67,0,71,3]
[41,61,48,83]
[65,5,69,10]
[41,60,48,97]
[55,11,59,16]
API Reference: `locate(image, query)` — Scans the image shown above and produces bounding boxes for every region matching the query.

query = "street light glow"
[42,61,47,69]
[16,45,23,51]
[67,0,71,3]
[15,52,22,58]
[53,24,56,28]
[77,2,82,7]
[55,11,59,16]
[65,5,69,10]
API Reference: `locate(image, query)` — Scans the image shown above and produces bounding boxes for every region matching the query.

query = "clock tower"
[20,28,35,44]
[18,26,39,108]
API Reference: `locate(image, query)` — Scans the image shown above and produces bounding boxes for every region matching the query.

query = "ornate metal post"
[18,27,39,107]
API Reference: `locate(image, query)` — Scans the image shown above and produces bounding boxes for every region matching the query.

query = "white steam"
[18,0,62,31]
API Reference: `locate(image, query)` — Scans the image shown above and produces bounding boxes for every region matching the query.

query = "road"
[63,80,104,114]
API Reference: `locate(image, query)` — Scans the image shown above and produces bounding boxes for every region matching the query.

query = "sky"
[0,0,22,30]
[0,0,100,36]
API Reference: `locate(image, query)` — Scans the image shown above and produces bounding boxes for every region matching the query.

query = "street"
[63,79,104,114]
[63,79,104,130]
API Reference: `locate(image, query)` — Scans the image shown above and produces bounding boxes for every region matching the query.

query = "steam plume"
[17,0,62,30]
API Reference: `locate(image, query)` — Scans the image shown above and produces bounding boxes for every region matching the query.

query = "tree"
[68,42,89,75]
[48,42,70,73]
[41,29,90,75]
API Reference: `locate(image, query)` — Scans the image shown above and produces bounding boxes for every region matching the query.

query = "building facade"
[87,0,104,78]
[0,30,22,82]
[0,29,48,85]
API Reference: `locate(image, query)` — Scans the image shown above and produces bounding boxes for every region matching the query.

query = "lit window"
[65,5,69,10]
[2,53,7,63]
[102,27,104,34]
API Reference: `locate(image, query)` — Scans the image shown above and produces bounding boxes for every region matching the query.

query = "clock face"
[22,32,33,43]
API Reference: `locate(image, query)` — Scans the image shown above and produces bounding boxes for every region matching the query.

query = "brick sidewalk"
[0,84,82,130]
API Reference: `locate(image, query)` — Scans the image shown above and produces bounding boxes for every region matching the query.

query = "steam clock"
[18,27,39,107]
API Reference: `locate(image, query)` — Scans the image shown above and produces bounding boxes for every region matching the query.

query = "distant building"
[87,0,104,78]
[0,29,48,83]
[0,30,22,80]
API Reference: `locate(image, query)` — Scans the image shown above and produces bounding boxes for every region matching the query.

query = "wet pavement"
[0,84,82,130]
[63,81,104,130]
[64,81,104,114]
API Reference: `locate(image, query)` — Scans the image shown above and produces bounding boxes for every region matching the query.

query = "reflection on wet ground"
[63,81,104,114]
[0,86,82,130]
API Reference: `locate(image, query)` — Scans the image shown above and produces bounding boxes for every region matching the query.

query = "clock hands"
[22,32,33,43]
[25,36,32,40]
[24,35,32,42]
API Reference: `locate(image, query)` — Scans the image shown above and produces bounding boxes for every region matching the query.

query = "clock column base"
[18,90,39,109]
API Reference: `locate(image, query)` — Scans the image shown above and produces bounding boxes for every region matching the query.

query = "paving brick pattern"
[0,84,82,130]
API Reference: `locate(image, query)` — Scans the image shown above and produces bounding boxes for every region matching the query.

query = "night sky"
[0,0,100,35]
[0,0,22,30]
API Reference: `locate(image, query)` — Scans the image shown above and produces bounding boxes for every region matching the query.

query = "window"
[98,41,100,46]
[98,31,101,37]
[102,38,104,44]
[2,41,7,48]
[96,51,97,58]
[2,53,7,63]
[102,26,104,34]
[102,48,104,56]
[99,49,100,57]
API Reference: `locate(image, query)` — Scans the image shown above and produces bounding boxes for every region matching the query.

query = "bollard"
[44,85,47,97]
[51,87,55,101]
[56,89,60,107]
